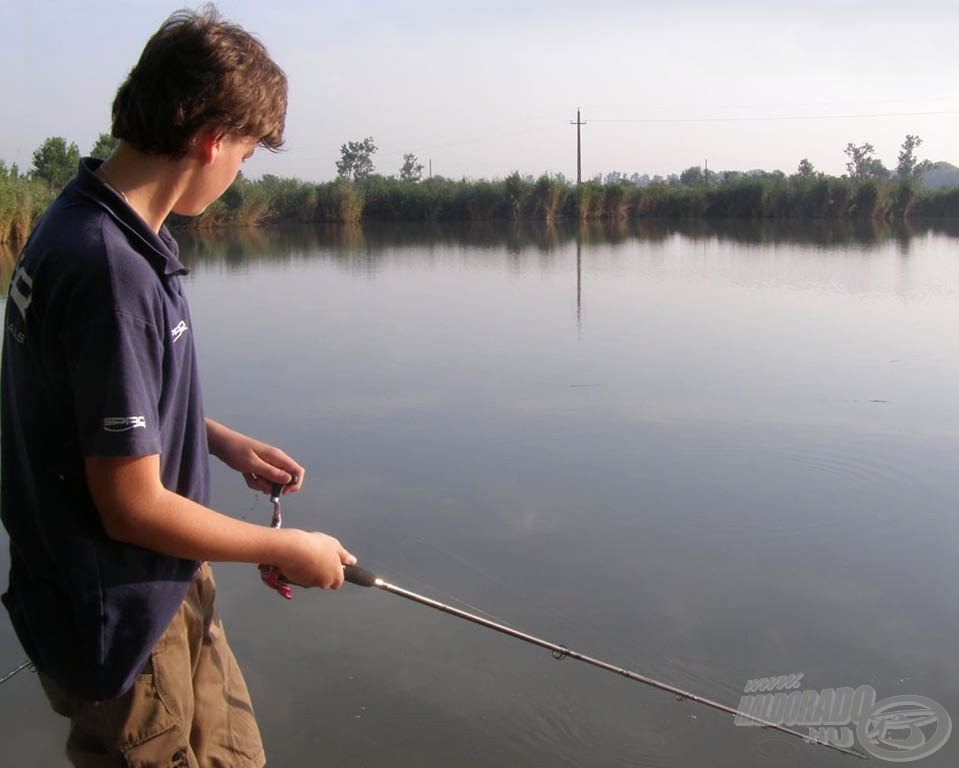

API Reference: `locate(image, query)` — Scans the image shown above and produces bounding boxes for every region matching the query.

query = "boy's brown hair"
[111,4,287,158]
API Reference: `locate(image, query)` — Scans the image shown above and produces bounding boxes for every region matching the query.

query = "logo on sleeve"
[9,266,33,321]
[103,416,147,432]
[171,320,189,342]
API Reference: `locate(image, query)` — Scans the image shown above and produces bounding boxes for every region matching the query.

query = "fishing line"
[402,533,690,684]
[342,564,867,760]
[374,540,513,628]
[395,535,607,641]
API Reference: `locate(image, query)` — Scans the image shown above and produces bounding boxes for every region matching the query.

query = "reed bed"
[3,170,959,249]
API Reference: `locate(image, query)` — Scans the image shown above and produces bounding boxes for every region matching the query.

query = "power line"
[589,110,959,125]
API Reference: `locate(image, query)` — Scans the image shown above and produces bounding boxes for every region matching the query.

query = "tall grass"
[0,171,51,245]
[463,179,504,221]
[149,174,959,227]
[192,181,266,229]
[315,180,365,223]
[3,163,959,244]
[531,175,565,222]
[908,187,959,218]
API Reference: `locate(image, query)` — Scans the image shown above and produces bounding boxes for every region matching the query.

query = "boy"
[1,7,355,766]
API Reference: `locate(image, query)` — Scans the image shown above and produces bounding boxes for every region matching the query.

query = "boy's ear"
[194,128,224,166]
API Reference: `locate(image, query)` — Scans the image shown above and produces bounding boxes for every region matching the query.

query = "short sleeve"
[64,309,165,457]
[55,240,167,458]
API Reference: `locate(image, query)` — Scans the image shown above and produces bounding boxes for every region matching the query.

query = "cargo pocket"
[121,729,194,768]
[119,652,193,768]
[41,657,185,767]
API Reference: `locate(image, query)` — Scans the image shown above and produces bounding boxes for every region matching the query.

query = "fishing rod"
[342,564,867,760]
[0,659,32,686]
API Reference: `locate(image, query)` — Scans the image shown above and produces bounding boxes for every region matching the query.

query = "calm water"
[2,219,959,766]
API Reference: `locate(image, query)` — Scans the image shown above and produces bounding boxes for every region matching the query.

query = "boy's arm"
[205,417,305,496]
[84,454,354,589]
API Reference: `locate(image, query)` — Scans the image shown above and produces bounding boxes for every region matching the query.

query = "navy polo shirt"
[1,158,209,700]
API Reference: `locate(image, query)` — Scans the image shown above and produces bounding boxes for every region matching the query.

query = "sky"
[2,0,958,183]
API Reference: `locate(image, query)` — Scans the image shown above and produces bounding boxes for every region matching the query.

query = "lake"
[2,219,959,766]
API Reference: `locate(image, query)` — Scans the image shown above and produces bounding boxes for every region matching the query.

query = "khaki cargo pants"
[40,563,265,768]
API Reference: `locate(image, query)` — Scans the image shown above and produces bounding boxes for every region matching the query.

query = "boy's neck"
[96,142,195,233]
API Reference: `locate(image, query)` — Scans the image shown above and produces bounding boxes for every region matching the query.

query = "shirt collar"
[72,158,190,277]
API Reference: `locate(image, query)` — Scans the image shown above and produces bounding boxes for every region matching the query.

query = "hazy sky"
[2,1,957,182]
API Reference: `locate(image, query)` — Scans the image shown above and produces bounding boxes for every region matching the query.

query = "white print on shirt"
[6,321,25,344]
[10,266,33,322]
[171,320,189,342]
[103,416,147,432]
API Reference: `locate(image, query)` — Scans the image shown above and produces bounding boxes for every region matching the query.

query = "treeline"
[5,164,959,248]
[174,171,959,229]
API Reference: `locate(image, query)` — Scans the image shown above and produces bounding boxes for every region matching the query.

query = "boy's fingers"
[284,469,305,493]
[244,463,303,493]
[243,472,267,492]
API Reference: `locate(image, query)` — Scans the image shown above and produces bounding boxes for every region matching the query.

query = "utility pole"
[570,108,586,185]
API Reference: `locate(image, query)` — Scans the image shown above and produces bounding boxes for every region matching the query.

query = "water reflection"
[169,217,958,271]
[2,217,956,289]
[2,220,959,767]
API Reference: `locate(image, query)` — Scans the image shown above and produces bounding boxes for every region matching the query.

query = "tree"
[843,142,888,180]
[89,133,119,160]
[335,137,377,180]
[895,135,932,182]
[679,166,704,187]
[797,158,816,178]
[399,152,424,182]
[30,136,80,189]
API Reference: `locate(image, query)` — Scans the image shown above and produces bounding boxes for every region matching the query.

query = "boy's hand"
[276,530,356,590]
[205,418,304,496]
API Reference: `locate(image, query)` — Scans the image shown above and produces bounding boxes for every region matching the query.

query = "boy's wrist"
[204,418,232,459]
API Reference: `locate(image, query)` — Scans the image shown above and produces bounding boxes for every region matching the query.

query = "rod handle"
[344,564,377,587]
[273,564,376,589]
